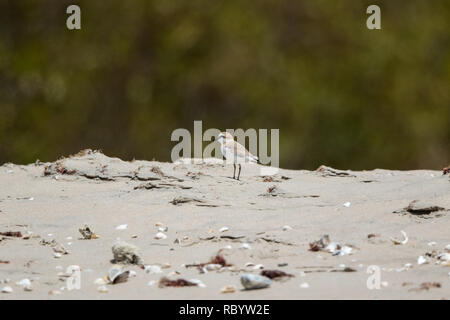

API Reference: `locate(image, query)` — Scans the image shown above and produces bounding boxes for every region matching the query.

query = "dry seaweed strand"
[0,231,22,237]
[159,277,197,288]
[261,270,294,279]
[185,254,233,269]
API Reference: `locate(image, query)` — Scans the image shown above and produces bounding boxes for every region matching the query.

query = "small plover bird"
[217,132,259,180]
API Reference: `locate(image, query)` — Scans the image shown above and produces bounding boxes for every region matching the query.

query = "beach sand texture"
[0,150,449,299]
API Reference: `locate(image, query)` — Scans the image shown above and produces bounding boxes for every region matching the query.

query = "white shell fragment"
[437,253,450,263]
[107,267,130,284]
[417,256,429,265]
[282,225,293,231]
[129,270,137,278]
[221,285,236,294]
[16,278,32,291]
[154,232,167,240]
[326,242,340,253]
[343,202,351,207]
[326,242,353,256]
[300,282,310,289]
[397,262,413,272]
[116,224,128,230]
[144,265,162,274]
[94,278,107,285]
[241,274,271,290]
[252,264,264,270]
[205,264,222,271]
[390,231,408,245]
[219,227,229,233]
[1,286,13,293]
[189,279,206,288]
[240,243,251,250]
[97,286,109,293]
[16,278,31,287]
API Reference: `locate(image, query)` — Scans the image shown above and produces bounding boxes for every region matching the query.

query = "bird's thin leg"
[233,164,236,179]
[237,164,241,180]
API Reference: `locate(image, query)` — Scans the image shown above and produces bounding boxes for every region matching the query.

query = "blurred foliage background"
[0,0,449,170]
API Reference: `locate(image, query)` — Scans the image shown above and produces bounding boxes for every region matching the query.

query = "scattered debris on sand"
[296,266,356,274]
[186,254,233,271]
[144,265,162,274]
[409,282,441,292]
[149,165,184,182]
[0,231,22,237]
[186,171,207,180]
[417,255,429,265]
[134,182,192,190]
[316,165,356,177]
[154,232,167,240]
[78,225,99,240]
[111,241,144,266]
[219,226,229,233]
[1,286,13,293]
[257,236,294,246]
[241,274,272,290]
[159,277,198,288]
[395,200,447,218]
[220,285,236,293]
[309,235,330,252]
[259,175,291,182]
[260,270,294,280]
[107,266,130,284]
[443,166,450,175]
[39,239,69,255]
[170,196,206,205]
[309,235,355,256]
[419,249,450,266]
[259,185,300,198]
[16,278,32,291]
[390,230,408,245]
[406,200,446,215]
[261,185,280,197]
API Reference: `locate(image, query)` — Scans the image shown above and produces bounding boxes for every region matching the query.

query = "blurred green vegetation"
[0,0,449,169]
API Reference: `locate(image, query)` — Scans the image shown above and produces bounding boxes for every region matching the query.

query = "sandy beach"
[0,150,449,300]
